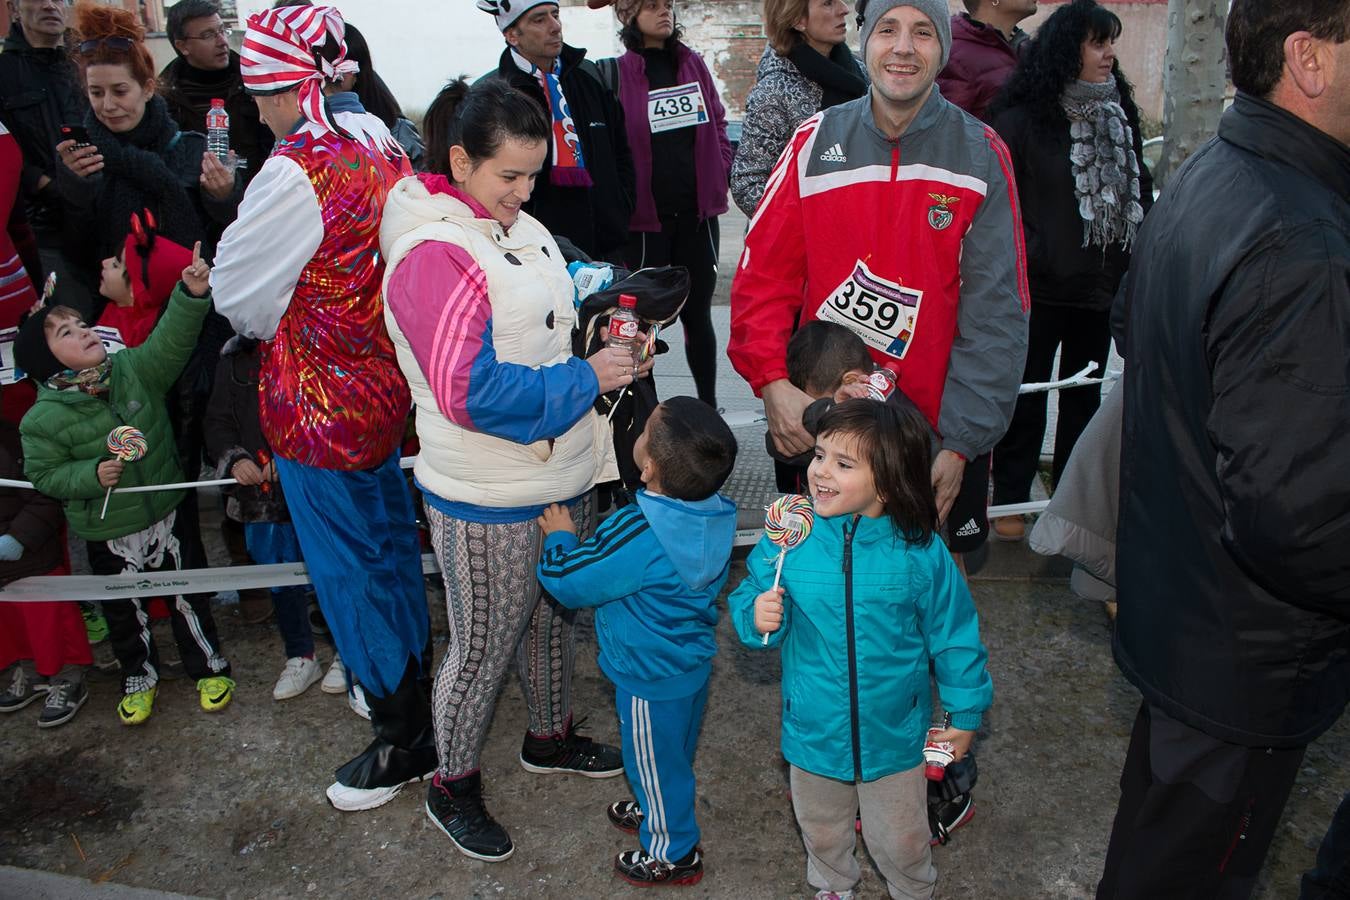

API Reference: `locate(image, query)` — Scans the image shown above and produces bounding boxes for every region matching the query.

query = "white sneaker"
[325,770,432,812]
[272,656,322,701]
[321,655,347,694]
[348,683,371,720]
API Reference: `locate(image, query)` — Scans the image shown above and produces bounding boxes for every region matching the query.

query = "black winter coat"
[0,25,88,236]
[158,53,274,189]
[1112,93,1350,747]
[202,339,289,524]
[494,44,635,259]
[0,420,64,584]
[992,93,1152,310]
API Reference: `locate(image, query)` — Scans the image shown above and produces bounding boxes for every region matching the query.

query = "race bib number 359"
[816,260,923,359]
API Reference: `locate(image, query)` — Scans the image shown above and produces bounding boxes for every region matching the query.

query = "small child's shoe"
[929,792,976,845]
[0,665,48,712]
[614,847,703,887]
[607,799,644,834]
[117,685,158,725]
[198,676,235,713]
[814,891,856,900]
[38,679,88,728]
[81,603,110,644]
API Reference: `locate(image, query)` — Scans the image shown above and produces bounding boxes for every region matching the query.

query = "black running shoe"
[520,717,624,778]
[37,680,88,728]
[614,848,703,887]
[607,799,644,834]
[425,772,514,862]
[929,792,976,846]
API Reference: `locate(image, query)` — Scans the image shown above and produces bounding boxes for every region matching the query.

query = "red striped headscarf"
[240,5,357,137]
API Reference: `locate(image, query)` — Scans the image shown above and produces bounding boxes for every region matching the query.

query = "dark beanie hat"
[14,306,65,384]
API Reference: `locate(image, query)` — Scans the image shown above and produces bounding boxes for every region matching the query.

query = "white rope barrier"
[0,456,420,494]
[1,370,1087,598]
[0,553,444,604]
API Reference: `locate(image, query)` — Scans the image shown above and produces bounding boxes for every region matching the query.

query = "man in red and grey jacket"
[729,0,1029,566]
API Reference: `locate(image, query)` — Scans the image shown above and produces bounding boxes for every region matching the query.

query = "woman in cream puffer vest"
[380,77,651,861]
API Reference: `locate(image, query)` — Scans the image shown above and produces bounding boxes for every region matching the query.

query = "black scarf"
[166,56,237,113]
[85,94,206,259]
[788,41,867,111]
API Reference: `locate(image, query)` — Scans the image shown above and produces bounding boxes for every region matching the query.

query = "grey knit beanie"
[858,0,951,69]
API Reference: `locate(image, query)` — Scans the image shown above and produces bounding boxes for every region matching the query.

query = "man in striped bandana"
[211,5,434,814]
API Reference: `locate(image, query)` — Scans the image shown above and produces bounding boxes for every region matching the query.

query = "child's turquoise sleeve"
[537,505,649,610]
[118,285,212,396]
[920,541,993,731]
[728,536,792,649]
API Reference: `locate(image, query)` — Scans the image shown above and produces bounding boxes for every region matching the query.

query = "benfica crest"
[927,193,959,231]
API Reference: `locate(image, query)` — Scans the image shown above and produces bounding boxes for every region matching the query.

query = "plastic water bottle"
[866,365,899,401]
[607,293,640,361]
[206,99,230,162]
[923,726,956,781]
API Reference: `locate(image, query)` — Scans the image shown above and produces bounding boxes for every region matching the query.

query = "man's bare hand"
[762,379,815,457]
[931,449,967,525]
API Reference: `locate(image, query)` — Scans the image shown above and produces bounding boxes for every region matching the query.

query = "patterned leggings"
[427,495,594,778]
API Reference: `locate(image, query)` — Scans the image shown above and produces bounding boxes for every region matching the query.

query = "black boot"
[326,657,437,812]
[425,771,514,862]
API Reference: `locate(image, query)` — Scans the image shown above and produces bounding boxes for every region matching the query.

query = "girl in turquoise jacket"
[729,398,992,900]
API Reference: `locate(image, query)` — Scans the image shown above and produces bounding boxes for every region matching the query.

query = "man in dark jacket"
[0,0,91,310]
[936,0,1035,121]
[158,0,271,187]
[479,0,634,261]
[1100,1,1350,897]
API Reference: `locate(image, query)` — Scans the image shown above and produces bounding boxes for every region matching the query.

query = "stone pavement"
[0,213,1342,899]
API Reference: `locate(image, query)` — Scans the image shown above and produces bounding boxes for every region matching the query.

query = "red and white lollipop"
[762,494,814,644]
[100,425,147,519]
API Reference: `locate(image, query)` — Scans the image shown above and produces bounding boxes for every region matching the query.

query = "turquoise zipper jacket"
[729,512,993,782]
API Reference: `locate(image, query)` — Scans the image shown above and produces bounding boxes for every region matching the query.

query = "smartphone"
[60,123,91,148]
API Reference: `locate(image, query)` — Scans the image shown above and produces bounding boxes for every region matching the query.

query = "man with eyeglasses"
[158,0,271,187]
[0,0,93,312]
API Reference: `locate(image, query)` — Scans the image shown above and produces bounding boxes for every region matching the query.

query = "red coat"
[937,14,1026,123]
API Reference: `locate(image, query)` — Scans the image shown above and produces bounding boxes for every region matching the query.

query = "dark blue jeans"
[244,521,314,660]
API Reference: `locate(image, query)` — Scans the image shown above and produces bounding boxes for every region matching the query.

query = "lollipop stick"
[763,548,786,645]
[100,485,113,520]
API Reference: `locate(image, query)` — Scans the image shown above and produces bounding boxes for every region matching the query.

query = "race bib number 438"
[648,82,709,134]
[816,260,923,359]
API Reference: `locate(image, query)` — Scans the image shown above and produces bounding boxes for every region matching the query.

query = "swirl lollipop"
[762,494,814,644]
[100,426,147,519]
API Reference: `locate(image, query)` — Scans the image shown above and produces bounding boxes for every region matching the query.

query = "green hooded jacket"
[20,287,209,541]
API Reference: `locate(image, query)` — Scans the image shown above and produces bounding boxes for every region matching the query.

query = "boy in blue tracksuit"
[538,397,738,888]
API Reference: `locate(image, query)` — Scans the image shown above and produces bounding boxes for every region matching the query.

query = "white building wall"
[233,0,624,115]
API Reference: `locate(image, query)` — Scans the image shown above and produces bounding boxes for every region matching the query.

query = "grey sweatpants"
[790,764,937,899]
[426,495,594,778]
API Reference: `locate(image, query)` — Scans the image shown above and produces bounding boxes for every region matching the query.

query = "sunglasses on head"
[78,36,135,55]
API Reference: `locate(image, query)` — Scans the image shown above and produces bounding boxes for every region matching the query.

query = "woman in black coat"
[987,0,1152,540]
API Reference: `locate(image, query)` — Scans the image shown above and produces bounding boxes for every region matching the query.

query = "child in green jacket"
[16,243,234,726]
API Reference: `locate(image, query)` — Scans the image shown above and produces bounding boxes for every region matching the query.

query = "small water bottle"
[866,365,899,401]
[923,713,955,782]
[607,293,640,361]
[206,98,230,162]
